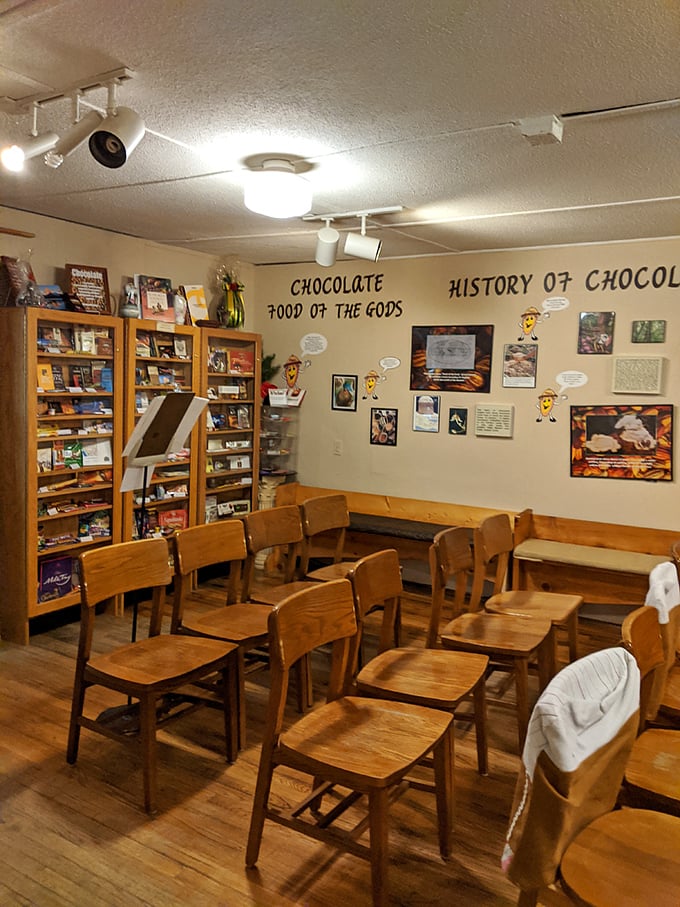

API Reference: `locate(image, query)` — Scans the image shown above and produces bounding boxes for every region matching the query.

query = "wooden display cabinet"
[197,327,261,523]
[0,308,123,644]
[122,319,200,540]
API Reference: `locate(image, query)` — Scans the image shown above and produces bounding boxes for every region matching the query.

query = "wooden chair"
[646,552,680,722]
[349,548,489,775]
[620,605,680,816]
[430,526,554,751]
[478,512,583,664]
[503,646,680,907]
[242,504,317,606]
[171,519,274,748]
[298,492,357,581]
[66,538,238,814]
[245,579,454,907]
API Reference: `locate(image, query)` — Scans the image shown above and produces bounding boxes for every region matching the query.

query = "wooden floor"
[0,585,620,907]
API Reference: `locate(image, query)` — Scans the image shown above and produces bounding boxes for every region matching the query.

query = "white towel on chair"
[645,560,679,625]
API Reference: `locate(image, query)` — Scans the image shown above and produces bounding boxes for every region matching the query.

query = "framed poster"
[570,404,672,481]
[331,374,358,411]
[502,343,537,388]
[135,274,174,322]
[632,319,666,343]
[448,407,468,435]
[413,394,440,432]
[577,312,615,354]
[66,264,111,315]
[410,324,494,393]
[370,407,398,446]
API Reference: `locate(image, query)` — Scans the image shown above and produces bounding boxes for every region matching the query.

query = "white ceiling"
[1,0,679,266]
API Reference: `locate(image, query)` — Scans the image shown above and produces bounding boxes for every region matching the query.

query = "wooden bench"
[512,508,677,606]
[277,483,514,563]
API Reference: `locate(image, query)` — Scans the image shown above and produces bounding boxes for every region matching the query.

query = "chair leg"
[472,678,489,776]
[294,653,313,712]
[246,750,276,868]
[566,611,579,663]
[514,657,530,751]
[368,787,390,907]
[222,656,239,763]
[66,672,86,764]
[139,694,158,815]
[432,723,454,859]
[236,647,247,750]
[537,628,556,690]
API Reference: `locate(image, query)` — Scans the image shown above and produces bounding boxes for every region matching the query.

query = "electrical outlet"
[333,439,343,456]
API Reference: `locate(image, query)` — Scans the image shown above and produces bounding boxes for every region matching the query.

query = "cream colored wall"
[252,238,680,530]
[0,206,244,315]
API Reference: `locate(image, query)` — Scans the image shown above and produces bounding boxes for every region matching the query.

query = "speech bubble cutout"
[300,332,328,355]
[542,296,570,314]
[379,356,401,372]
[556,370,588,397]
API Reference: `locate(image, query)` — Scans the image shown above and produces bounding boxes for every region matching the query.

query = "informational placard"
[66,263,111,314]
[474,404,514,437]
[612,356,664,394]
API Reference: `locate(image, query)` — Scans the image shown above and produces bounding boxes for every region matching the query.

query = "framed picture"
[632,319,666,343]
[577,312,615,354]
[410,324,494,392]
[370,408,398,446]
[570,404,672,481]
[502,343,537,388]
[612,356,664,395]
[413,394,440,432]
[65,264,111,315]
[135,274,174,323]
[448,407,468,435]
[331,374,358,411]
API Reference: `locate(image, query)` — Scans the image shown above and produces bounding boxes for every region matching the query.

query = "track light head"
[343,214,382,261]
[1,132,59,171]
[89,106,145,168]
[44,110,104,168]
[315,219,339,267]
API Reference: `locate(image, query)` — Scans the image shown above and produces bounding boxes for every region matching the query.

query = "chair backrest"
[299,493,350,573]
[646,554,680,717]
[171,519,248,631]
[242,505,304,592]
[503,647,640,893]
[621,605,666,728]
[265,579,358,739]
[347,548,401,669]
[78,538,172,653]
[427,526,474,647]
[471,512,513,604]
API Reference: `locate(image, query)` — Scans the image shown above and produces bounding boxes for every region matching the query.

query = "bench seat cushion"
[514,538,668,575]
[348,512,450,542]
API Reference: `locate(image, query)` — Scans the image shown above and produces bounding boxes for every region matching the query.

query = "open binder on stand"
[121,392,208,639]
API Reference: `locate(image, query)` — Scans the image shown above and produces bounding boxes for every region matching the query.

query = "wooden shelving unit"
[122,318,200,540]
[197,326,261,523]
[0,308,123,644]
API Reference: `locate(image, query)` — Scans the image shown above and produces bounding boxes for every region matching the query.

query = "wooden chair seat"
[624,728,680,814]
[559,808,680,906]
[306,561,355,581]
[484,590,581,663]
[246,579,455,907]
[183,602,272,647]
[441,612,552,657]
[247,578,318,606]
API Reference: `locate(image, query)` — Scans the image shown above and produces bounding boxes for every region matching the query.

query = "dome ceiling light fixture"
[243,158,313,219]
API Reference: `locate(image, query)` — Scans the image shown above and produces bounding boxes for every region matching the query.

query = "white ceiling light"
[0,103,58,172]
[44,108,104,168]
[315,219,339,267]
[344,214,382,261]
[243,158,312,218]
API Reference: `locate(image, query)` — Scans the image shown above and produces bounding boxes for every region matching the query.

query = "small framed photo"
[632,319,666,343]
[502,343,537,388]
[331,374,358,411]
[448,407,468,435]
[578,312,615,354]
[413,394,440,432]
[370,408,398,446]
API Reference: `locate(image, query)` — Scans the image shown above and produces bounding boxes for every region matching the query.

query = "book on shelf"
[38,555,74,602]
[38,284,68,310]
[37,446,53,472]
[155,337,175,359]
[147,364,160,385]
[81,438,112,467]
[208,347,228,372]
[135,274,174,323]
[136,332,152,357]
[51,363,66,391]
[99,367,113,392]
[204,495,218,523]
[63,440,83,469]
[182,285,210,324]
[52,439,66,469]
[94,333,113,356]
[228,349,255,375]
[78,510,110,540]
[173,336,189,359]
[37,362,55,391]
[73,328,96,354]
